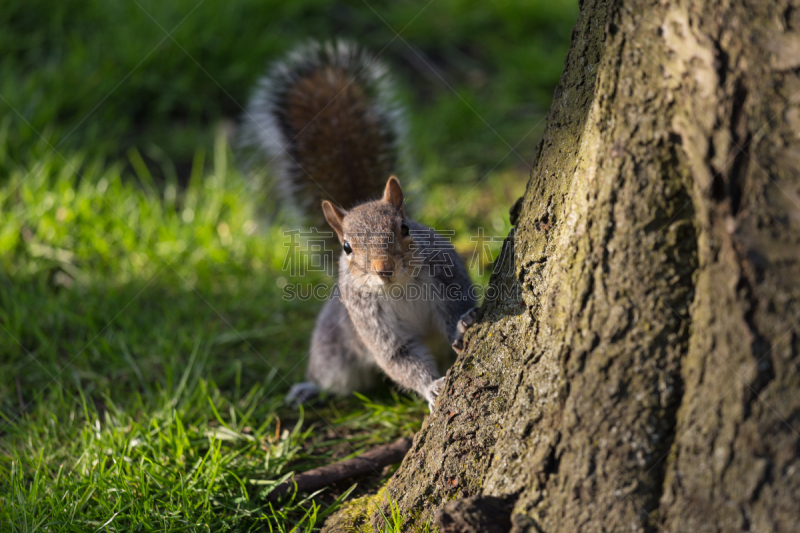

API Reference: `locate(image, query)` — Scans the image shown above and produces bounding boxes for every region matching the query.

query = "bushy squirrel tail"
[241,41,407,227]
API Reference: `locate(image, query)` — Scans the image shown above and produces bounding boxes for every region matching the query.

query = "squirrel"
[242,41,476,411]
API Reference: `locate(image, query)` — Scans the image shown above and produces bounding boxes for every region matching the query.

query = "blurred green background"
[1,0,573,177]
[0,0,577,530]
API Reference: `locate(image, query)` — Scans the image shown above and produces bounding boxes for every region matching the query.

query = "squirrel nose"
[372,260,394,278]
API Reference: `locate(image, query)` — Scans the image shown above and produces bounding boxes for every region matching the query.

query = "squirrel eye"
[343,241,353,255]
[400,223,409,237]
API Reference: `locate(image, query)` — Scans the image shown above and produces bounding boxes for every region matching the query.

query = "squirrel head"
[322,176,414,287]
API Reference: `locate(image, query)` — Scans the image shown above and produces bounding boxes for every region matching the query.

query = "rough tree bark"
[324,0,800,531]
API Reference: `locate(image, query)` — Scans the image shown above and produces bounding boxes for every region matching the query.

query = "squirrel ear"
[322,200,347,243]
[382,175,404,212]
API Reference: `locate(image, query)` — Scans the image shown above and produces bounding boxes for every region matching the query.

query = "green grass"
[373,497,438,533]
[0,130,523,530]
[0,0,575,530]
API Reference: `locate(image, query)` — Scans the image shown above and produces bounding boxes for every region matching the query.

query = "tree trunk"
[324,0,800,531]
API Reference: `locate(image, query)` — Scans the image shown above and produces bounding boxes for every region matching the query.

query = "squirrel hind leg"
[306,298,380,396]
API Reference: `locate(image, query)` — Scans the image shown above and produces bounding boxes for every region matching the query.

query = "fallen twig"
[266,436,412,500]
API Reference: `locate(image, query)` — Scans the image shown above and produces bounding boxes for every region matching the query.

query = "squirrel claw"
[452,338,464,353]
[427,377,446,412]
[457,308,477,333]
[452,308,477,354]
[285,382,320,407]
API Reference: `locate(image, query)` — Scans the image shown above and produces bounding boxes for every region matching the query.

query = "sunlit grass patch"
[0,130,493,530]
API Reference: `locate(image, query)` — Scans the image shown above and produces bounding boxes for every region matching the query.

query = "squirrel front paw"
[451,308,477,354]
[426,377,446,412]
[285,381,320,407]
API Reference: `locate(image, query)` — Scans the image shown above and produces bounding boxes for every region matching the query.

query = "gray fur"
[302,201,476,411]
[306,295,378,394]
[244,43,475,411]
